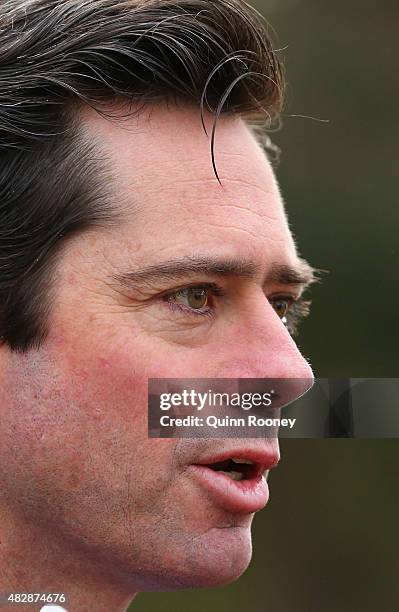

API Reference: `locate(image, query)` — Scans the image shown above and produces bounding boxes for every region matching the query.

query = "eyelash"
[161,283,311,334]
[283,297,312,336]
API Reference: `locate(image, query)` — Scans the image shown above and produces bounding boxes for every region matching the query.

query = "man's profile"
[0,1,316,610]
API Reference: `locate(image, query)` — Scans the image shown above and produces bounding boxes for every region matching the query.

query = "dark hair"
[0,0,284,352]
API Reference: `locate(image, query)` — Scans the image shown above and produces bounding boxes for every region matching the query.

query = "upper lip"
[193,446,280,477]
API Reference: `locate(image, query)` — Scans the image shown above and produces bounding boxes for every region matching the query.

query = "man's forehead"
[75,101,297,271]
[78,101,276,187]
[78,102,285,227]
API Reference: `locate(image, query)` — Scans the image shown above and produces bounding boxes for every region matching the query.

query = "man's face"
[0,104,313,590]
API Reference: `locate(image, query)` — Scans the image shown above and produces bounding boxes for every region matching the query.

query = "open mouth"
[188,448,278,513]
[205,458,258,482]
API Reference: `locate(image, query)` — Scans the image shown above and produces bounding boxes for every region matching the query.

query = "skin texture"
[0,102,314,611]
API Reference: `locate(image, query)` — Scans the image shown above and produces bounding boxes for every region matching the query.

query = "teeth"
[231,457,254,465]
[219,470,244,481]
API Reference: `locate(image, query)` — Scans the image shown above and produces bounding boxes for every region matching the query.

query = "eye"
[269,296,293,321]
[162,283,224,318]
[270,295,312,336]
[172,287,209,310]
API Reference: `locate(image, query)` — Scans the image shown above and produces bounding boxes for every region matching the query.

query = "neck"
[0,505,137,612]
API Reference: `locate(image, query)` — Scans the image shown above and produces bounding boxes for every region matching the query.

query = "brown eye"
[270,297,292,320]
[174,287,209,310]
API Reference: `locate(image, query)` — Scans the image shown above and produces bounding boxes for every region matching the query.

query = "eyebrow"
[110,255,317,291]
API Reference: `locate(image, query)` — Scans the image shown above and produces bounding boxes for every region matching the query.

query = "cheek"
[1,340,179,521]
[68,354,147,428]
[51,341,186,502]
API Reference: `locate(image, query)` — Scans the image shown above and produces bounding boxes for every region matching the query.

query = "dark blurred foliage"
[132,1,398,610]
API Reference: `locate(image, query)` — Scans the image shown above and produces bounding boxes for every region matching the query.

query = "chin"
[169,524,254,589]
[109,523,254,592]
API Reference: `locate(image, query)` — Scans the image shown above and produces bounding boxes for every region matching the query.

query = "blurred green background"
[131,1,398,610]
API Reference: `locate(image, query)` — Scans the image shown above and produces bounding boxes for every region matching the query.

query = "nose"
[216,296,314,405]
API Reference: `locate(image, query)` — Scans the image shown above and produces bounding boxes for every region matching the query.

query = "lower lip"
[188,465,269,513]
